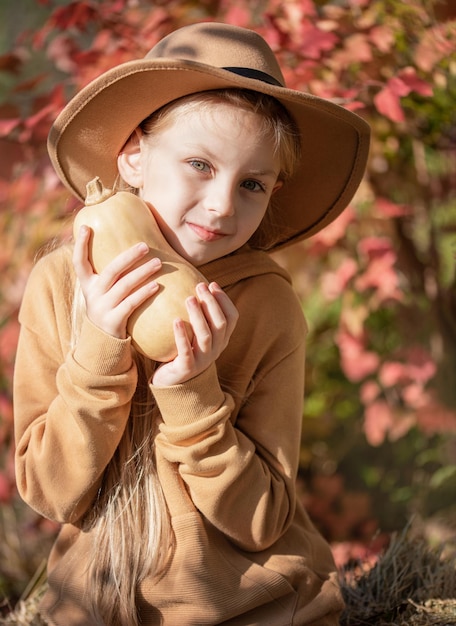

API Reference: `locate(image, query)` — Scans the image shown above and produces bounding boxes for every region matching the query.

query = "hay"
[340,527,456,625]
[0,561,48,626]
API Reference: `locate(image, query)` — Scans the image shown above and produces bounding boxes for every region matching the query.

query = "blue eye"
[190,160,209,172]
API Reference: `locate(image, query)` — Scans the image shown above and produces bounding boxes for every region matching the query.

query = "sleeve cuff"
[151,364,227,428]
[73,317,133,376]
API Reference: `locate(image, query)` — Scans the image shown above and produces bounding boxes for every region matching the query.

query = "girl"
[14,22,370,626]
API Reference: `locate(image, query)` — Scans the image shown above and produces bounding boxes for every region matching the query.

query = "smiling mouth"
[188,223,228,242]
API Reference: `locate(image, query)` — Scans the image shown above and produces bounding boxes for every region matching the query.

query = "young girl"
[14,22,370,626]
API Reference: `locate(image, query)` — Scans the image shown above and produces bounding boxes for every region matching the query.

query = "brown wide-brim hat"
[48,21,370,251]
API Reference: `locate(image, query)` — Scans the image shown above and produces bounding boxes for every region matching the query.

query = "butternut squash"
[73,189,207,362]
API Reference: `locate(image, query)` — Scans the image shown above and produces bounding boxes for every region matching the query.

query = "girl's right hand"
[73,225,162,339]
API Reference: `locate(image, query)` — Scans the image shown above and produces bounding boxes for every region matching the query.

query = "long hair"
[72,282,173,625]
[74,89,300,625]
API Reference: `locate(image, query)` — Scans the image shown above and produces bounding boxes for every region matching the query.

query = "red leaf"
[50,2,98,31]
[397,67,433,97]
[299,23,338,59]
[374,85,405,123]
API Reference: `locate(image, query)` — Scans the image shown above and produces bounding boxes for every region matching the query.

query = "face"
[128,103,282,266]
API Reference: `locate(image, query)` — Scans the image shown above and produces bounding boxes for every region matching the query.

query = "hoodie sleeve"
[14,247,137,524]
[152,269,307,552]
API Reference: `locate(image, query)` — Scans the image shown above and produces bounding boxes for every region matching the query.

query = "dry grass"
[340,525,456,625]
[0,560,48,626]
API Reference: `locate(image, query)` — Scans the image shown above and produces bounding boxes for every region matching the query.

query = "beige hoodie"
[14,244,343,625]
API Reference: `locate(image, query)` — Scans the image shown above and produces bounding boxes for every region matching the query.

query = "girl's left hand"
[152,282,238,387]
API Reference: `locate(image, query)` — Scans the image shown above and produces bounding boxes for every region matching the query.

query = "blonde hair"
[76,89,300,625]
[72,282,173,625]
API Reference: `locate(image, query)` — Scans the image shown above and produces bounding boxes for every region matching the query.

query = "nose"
[204,179,236,217]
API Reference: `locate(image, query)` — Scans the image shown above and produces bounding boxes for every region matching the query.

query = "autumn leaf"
[374,197,412,218]
[415,23,456,72]
[321,258,358,301]
[373,77,409,123]
[50,1,98,32]
[397,67,433,97]
[336,327,380,382]
[374,69,433,122]
[368,24,395,53]
[363,400,394,446]
[298,23,338,59]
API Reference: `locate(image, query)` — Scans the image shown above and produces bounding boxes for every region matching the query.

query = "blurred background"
[0,0,455,614]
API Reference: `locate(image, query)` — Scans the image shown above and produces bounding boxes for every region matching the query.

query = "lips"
[187,222,228,242]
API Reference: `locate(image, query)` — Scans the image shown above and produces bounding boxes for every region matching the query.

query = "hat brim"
[48,58,370,250]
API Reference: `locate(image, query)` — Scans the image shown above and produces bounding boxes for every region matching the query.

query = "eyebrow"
[246,168,280,178]
[181,143,280,178]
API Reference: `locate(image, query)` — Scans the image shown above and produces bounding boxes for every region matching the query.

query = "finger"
[196,283,238,345]
[173,318,194,361]
[185,295,213,353]
[107,255,162,305]
[72,225,94,282]
[99,242,153,291]
[195,283,227,332]
[114,277,160,320]
[208,282,239,334]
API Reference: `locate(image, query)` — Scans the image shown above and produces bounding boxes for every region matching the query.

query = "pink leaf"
[299,23,338,59]
[379,362,407,387]
[336,328,380,382]
[308,205,356,250]
[363,400,394,446]
[374,85,405,123]
[415,24,456,72]
[224,5,251,27]
[360,380,381,404]
[368,25,395,53]
[357,236,394,260]
[321,258,358,300]
[332,33,372,68]
[375,197,412,218]
[397,67,433,97]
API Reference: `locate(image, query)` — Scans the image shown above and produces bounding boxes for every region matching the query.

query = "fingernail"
[196,282,209,294]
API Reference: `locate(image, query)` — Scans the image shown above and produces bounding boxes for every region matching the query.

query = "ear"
[117,129,144,188]
[272,180,283,195]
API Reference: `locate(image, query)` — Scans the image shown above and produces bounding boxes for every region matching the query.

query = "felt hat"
[47,21,370,250]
